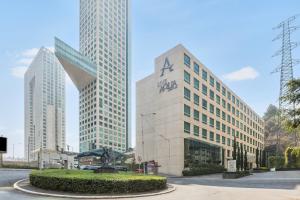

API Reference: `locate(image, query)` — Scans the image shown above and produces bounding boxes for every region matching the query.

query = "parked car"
[115,166,128,172]
[81,165,101,170]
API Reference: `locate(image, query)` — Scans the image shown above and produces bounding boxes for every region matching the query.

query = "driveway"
[1,170,300,200]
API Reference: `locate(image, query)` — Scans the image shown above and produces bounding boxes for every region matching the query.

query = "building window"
[202,69,207,81]
[194,62,199,75]
[184,104,190,117]
[209,76,214,87]
[216,121,220,130]
[227,91,231,101]
[194,125,199,136]
[209,117,214,127]
[184,54,190,66]
[184,87,190,100]
[209,104,214,114]
[184,70,190,84]
[202,99,207,110]
[209,90,214,100]
[222,86,226,96]
[227,138,231,146]
[216,134,220,143]
[210,131,214,141]
[222,136,226,144]
[222,123,226,133]
[202,84,207,96]
[202,113,207,124]
[216,82,221,92]
[202,128,207,139]
[227,114,231,123]
[194,78,199,90]
[222,99,226,108]
[194,94,199,105]
[222,111,226,120]
[216,95,220,104]
[216,108,220,117]
[194,109,199,121]
[184,121,190,133]
[227,126,231,135]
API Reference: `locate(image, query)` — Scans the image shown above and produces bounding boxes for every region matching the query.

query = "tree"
[255,147,259,168]
[244,150,248,171]
[281,79,300,146]
[233,136,237,160]
[259,149,262,167]
[262,149,267,167]
[240,144,244,171]
[237,146,241,171]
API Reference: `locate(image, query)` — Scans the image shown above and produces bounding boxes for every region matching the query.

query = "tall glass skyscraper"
[55,0,131,153]
[24,47,66,161]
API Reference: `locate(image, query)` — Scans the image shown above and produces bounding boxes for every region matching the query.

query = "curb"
[14,179,176,199]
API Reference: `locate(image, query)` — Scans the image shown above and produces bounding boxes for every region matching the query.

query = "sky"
[0,0,300,159]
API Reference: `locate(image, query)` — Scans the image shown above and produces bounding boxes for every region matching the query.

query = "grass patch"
[30,169,166,194]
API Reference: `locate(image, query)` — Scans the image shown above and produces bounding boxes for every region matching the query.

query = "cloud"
[11,46,54,79]
[11,66,28,78]
[21,48,39,58]
[223,66,259,81]
[17,58,34,66]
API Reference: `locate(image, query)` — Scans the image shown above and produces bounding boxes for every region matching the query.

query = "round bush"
[30,169,167,194]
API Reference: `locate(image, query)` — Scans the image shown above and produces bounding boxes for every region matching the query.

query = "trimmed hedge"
[223,171,251,179]
[182,164,225,176]
[30,169,166,194]
[252,167,269,173]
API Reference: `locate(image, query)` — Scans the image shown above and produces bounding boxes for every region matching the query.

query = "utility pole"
[272,14,300,153]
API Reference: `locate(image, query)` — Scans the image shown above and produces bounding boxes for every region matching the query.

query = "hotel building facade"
[24,47,65,162]
[55,0,131,153]
[136,45,264,176]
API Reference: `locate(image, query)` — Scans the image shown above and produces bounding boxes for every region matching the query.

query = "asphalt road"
[1,169,300,200]
[0,168,31,187]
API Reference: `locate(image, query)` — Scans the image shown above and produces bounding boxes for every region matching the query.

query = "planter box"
[222,171,251,179]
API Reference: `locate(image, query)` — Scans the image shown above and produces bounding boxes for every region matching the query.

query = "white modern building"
[55,0,131,153]
[136,45,264,176]
[24,47,66,162]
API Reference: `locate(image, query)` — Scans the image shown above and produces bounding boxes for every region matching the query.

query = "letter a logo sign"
[160,57,174,77]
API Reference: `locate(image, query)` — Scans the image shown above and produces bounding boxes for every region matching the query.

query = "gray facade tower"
[55,0,131,153]
[24,47,66,161]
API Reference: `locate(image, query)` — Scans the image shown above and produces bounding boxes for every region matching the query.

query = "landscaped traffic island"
[30,169,167,194]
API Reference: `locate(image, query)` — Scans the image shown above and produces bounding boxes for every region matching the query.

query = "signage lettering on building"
[160,57,174,77]
[157,79,178,93]
[158,57,177,93]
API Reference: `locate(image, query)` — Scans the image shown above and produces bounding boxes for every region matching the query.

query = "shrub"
[223,171,250,179]
[182,164,225,176]
[268,156,285,168]
[30,169,166,194]
[284,147,300,168]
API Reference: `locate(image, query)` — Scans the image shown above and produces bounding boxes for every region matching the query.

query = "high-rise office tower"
[24,47,66,161]
[55,0,131,152]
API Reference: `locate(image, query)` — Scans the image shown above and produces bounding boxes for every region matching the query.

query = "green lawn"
[31,169,165,181]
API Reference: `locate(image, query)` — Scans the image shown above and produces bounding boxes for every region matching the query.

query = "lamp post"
[140,112,156,174]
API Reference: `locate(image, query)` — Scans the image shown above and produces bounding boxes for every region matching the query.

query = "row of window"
[183,53,263,126]
[183,121,262,152]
